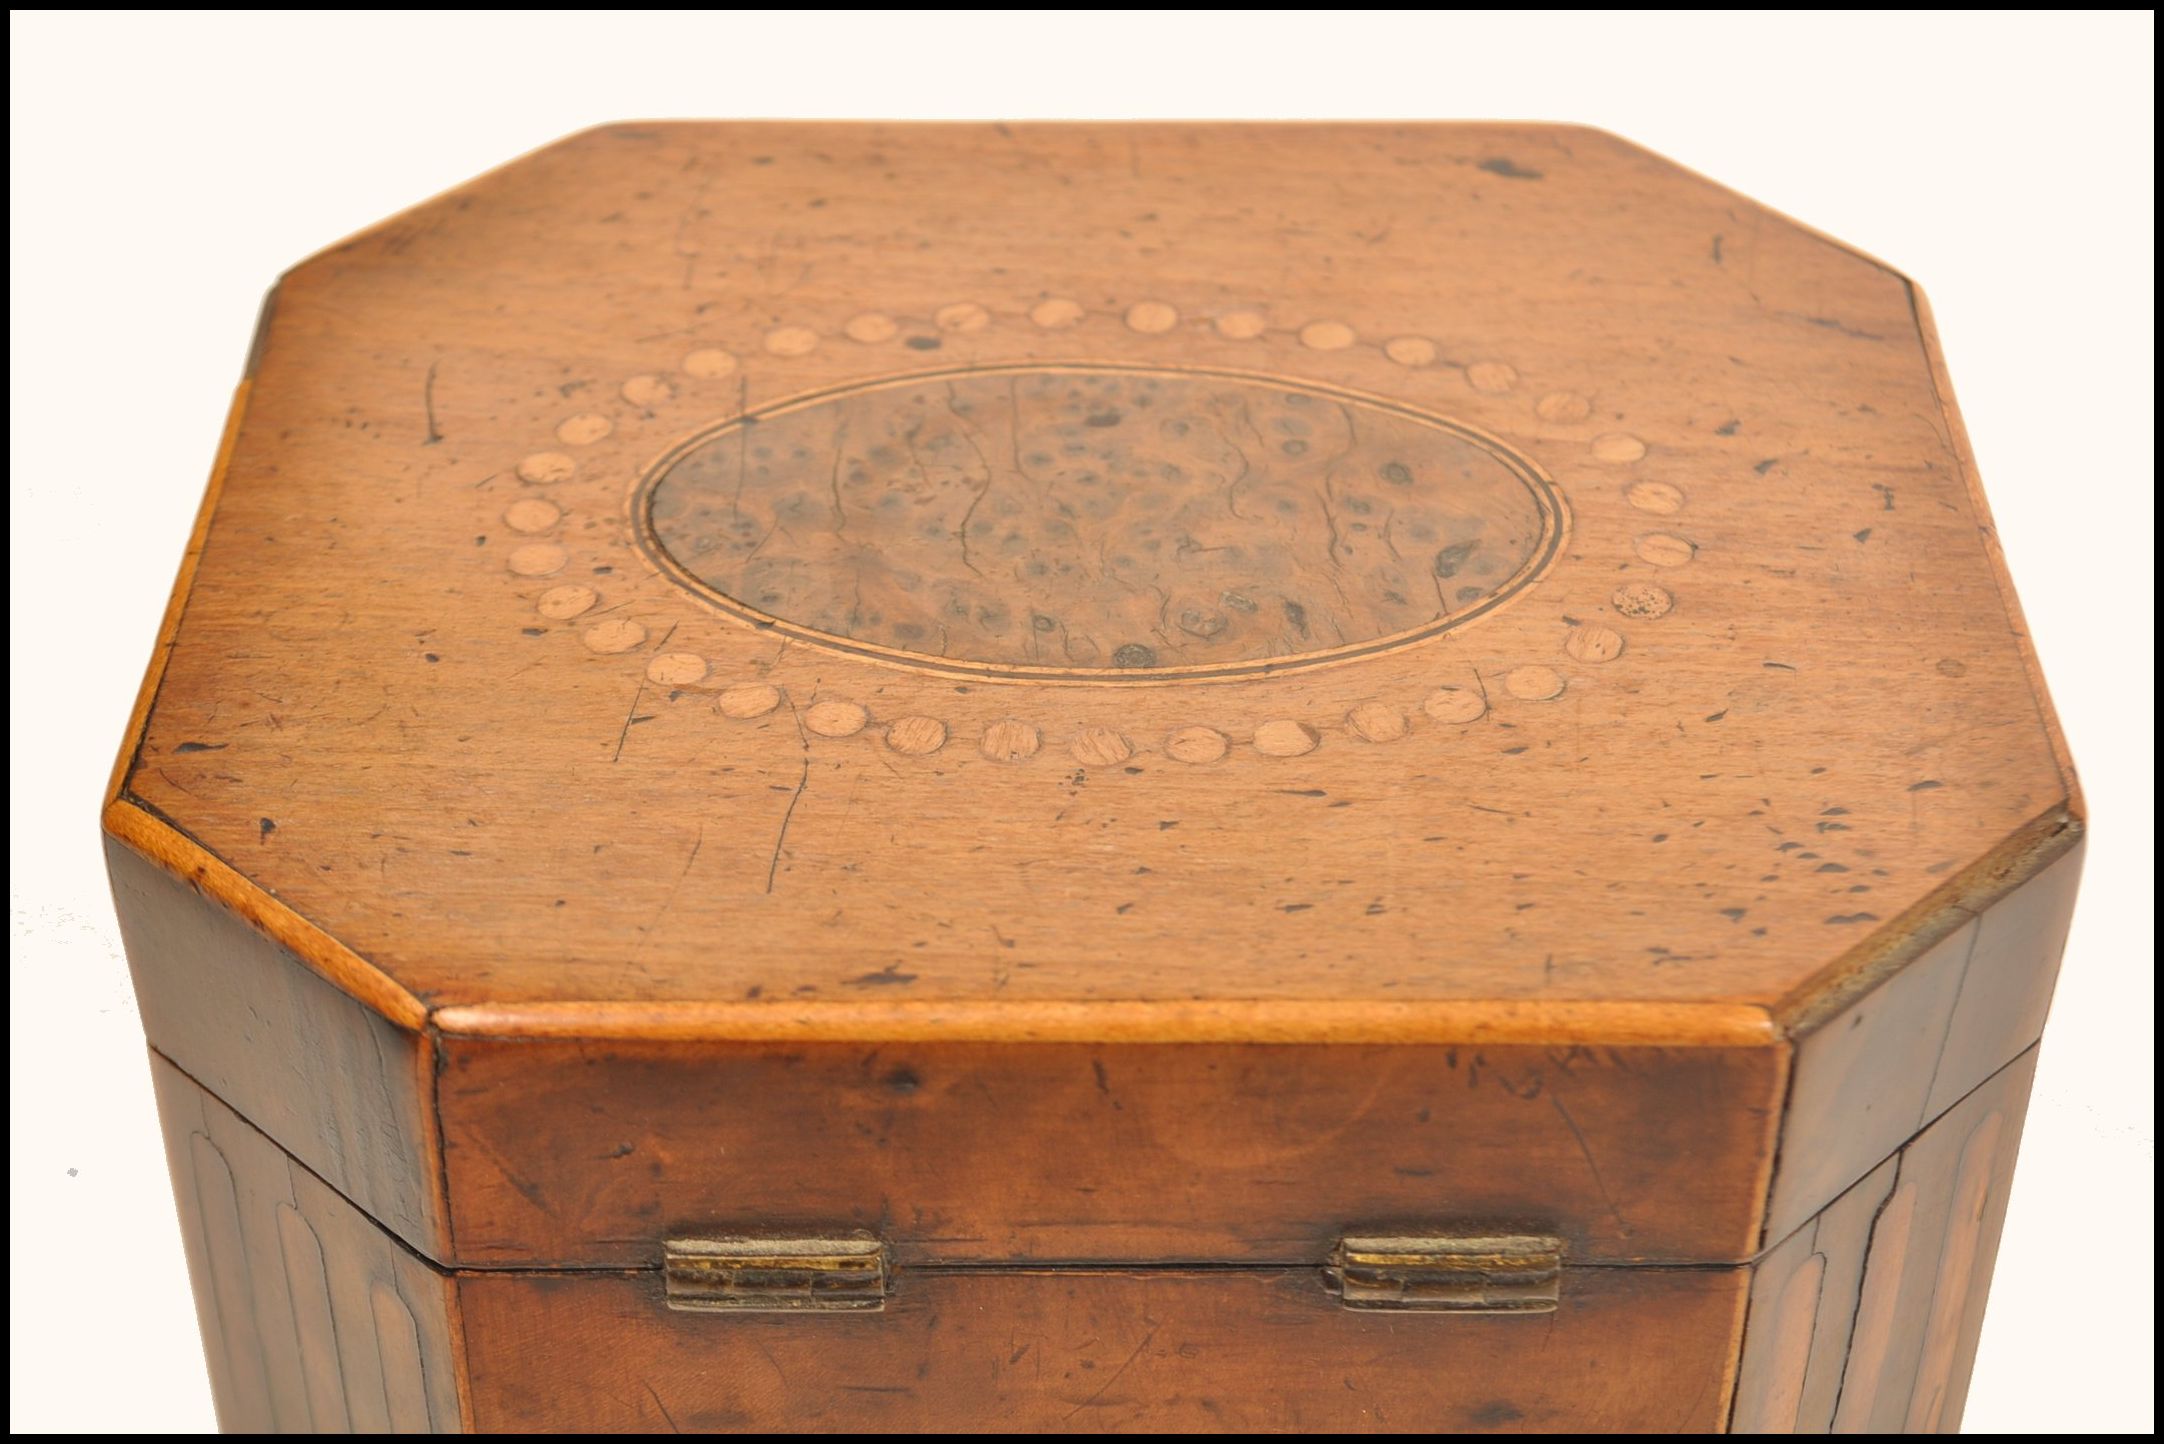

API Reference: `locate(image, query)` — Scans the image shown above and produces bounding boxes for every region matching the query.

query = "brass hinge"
[663,1234,889,1313]
[1324,1234,1563,1313]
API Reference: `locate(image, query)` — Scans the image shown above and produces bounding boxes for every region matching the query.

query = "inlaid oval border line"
[628,361,1571,686]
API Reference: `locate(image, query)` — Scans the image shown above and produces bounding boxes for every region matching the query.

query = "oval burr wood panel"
[641,365,1561,681]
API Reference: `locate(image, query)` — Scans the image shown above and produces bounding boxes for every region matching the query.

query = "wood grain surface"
[459,1264,1747,1434]
[1733,1157,1897,1434]
[110,831,447,1256]
[1730,1048,2038,1434]
[1762,838,2080,1243]
[109,121,2079,1028]
[143,1038,2043,1435]
[150,1054,464,1433]
[438,1037,1781,1267]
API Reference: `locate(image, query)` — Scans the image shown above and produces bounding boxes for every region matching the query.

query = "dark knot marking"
[1112,643,1158,668]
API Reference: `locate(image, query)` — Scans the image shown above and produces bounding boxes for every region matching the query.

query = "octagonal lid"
[109,123,2079,1042]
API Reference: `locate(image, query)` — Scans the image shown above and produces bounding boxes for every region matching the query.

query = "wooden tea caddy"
[105,123,2083,1433]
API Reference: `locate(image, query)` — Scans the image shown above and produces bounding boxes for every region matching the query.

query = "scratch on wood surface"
[611,680,648,764]
[1550,1092,1634,1238]
[1065,1321,1160,1420]
[731,376,751,519]
[945,382,996,576]
[421,361,443,446]
[448,1123,551,1215]
[767,706,812,894]
[828,419,850,535]
[641,1379,684,1433]
[633,827,704,962]
[1792,312,1887,342]
[750,1339,788,1389]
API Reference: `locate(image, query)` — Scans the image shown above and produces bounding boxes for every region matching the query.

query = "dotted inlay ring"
[491,294,1690,764]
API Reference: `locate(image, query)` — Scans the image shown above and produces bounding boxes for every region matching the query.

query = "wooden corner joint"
[100,796,430,1031]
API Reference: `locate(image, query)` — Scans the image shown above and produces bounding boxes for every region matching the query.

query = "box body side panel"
[1732,1047,2037,1434]
[109,834,446,1255]
[1768,838,2080,1241]
[460,1261,1746,1434]
[440,1037,1782,1267]
[148,1053,465,1433]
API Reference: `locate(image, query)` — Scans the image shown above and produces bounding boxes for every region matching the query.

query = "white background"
[9,11,2152,1435]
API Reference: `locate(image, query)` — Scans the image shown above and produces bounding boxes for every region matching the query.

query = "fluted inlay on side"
[152,1056,459,1435]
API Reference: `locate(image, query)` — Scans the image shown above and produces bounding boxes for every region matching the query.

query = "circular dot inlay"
[646,652,709,685]
[844,313,899,344]
[1070,726,1133,766]
[1612,582,1674,619]
[1422,686,1488,724]
[1385,336,1438,367]
[1030,298,1085,329]
[517,452,577,485]
[1626,480,1685,514]
[1635,532,1697,567]
[886,716,948,755]
[804,700,868,737]
[583,619,647,653]
[536,585,597,620]
[1166,726,1229,764]
[1565,624,1626,664]
[683,348,740,379]
[1346,701,1408,742]
[1592,432,1648,464]
[1299,320,1355,351]
[640,365,1562,681]
[507,543,567,577]
[981,719,1041,761]
[1535,391,1593,423]
[1505,664,1566,701]
[556,413,613,446]
[763,326,820,358]
[503,498,562,534]
[935,302,990,334]
[717,682,782,718]
[1125,301,1178,334]
[1215,310,1267,340]
[1253,719,1320,757]
[621,375,675,408]
[1466,361,1518,394]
